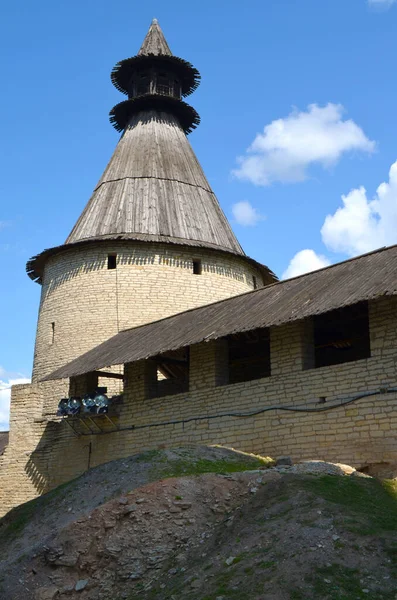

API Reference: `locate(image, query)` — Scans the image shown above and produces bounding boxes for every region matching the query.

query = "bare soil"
[0,446,396,600]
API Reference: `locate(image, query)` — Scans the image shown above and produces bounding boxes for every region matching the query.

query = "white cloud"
[0,369,30,431]
[232,201,264,226]
[233,104,375,186]
[368,0,396,8]
[282,160,397,279]
[282,249,331,279]
[321,160,397,256]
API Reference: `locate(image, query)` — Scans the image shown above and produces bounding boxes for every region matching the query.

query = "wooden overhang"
[111,19,200,97]
[42,244,397,382]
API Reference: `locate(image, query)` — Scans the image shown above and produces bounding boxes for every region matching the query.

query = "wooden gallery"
[1,20,397,515]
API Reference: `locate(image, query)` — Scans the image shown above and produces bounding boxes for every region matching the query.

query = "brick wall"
[32,242,262,383]
[1,296,396,517]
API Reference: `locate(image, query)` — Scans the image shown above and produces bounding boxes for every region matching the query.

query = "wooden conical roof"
[66,111,244,254]
[138,18,172,56]
[27,21,276,284]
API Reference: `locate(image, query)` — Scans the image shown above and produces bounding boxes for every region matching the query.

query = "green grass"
[309,563,396,599]
[301,476,397,535]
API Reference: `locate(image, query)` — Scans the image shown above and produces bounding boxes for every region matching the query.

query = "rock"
[351,471,372,479]
[123,505,136,515]
[276,456,293,466]
[119,497,128,505]
[60,585,75,595]
[103,517,117,529]
[45,546,64,563]
[257,471,282,483]
[104,543,122,556]
[173,501,192,510]
[225,556,235,566]
[293,461,349,476]
[136,498,145,504]
[34,587,59,600]
[333,463,356,475]
[75,579,89,591]
[54,553,79,567]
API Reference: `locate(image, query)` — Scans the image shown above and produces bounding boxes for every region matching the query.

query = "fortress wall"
[32,242,262,385]
[0,380,67,513]
[1,296,396,517]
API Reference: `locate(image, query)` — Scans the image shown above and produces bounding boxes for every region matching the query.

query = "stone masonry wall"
[0,241,261,514]
[1,296,396,517]
[32,242,262,384]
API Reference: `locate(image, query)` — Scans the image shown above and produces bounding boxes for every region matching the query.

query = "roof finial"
[138,18,172,56]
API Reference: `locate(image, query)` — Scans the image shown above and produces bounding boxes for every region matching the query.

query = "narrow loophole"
[193,259,202,275]
[108,254,117,270]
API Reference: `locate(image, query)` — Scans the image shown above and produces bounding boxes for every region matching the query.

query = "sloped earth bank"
[0,448,396,599]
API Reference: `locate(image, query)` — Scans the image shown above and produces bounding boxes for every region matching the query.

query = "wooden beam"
[93,370,124,380]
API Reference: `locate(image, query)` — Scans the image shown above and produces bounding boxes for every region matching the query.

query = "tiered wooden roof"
[111,19,200,97]
[27,20,274,284]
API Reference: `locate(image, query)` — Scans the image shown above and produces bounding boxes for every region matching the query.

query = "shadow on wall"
[42,248,159,301]
[42,245,251,303]
[25,420,89,496]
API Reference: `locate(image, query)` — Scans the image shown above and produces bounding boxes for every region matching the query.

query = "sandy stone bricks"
[1,294,397,518]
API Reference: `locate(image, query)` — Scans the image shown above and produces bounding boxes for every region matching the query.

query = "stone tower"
[28,19,275,383]
[0,20,276,515]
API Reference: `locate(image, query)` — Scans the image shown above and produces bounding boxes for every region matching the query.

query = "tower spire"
[138,18,172,56]
[110,19,200,133]
[62,21,244,255]
[27,22,273,286]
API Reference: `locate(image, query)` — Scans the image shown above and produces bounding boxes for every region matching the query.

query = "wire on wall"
[65,386,397,437]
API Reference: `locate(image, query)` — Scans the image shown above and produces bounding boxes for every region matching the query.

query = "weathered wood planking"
[66,111,244,254]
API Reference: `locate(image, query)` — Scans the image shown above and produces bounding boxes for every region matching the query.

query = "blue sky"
[1,0,397,428]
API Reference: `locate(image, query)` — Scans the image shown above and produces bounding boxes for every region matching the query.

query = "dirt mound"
[1,447,397,600]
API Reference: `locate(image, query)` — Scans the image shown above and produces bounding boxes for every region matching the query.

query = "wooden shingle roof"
[65,111,245,253]
[138,18,172,56]
[43,244,397,381]
[27,20,273,283]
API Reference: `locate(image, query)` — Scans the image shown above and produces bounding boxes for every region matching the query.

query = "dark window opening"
[157,73,171,96]
[107,254,117,270]
[313,302,371,368]
[193,259,202,275]
[174,79,181,97]
[226,328,271,385]
[136,74,150,95]
[149,348,190,399]
[252,275,258,289]
[51,322,55,345]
